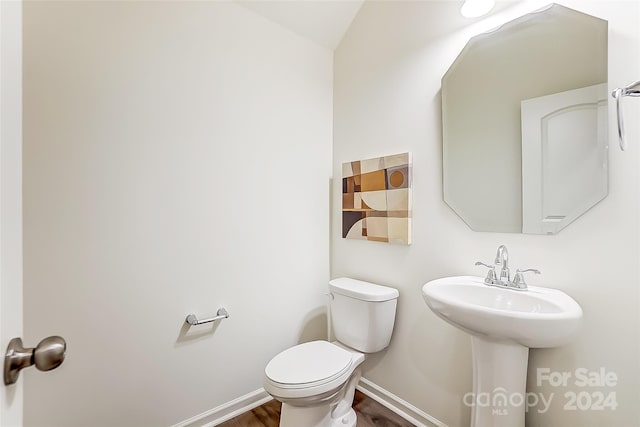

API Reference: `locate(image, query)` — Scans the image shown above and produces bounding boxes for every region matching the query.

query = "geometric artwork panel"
[342,152,412,245]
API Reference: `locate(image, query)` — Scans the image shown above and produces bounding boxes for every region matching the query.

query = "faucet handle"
[475,261,497,285]
[511,268,541,289]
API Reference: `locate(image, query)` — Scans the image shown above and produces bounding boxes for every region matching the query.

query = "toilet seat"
[264,341,360,399]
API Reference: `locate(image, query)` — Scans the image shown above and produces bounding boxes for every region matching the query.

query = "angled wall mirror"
[442,4,608,234]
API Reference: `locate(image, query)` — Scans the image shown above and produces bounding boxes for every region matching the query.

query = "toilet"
[263,277,399,427]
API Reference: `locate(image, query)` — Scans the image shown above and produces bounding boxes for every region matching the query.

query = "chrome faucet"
[494,245,510,284]
[475,245,541,291]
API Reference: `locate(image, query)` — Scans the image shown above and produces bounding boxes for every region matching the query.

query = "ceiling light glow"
[460,0,495,18]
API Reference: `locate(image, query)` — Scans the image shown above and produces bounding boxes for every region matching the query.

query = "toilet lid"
[265,341,353,386]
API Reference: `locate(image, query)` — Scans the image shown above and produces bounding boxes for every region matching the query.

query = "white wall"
[22,1,332,426]
[333,1,640,426]
[0,0,23,425]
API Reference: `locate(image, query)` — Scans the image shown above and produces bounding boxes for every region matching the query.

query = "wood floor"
[217,390,416,427]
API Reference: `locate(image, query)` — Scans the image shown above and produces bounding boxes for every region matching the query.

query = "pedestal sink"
[422,276,582,427]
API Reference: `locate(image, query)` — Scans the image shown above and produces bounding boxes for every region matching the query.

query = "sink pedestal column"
[469,336,529,427]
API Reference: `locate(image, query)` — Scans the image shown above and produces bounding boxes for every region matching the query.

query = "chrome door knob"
[4,336,66,385]
[33,336,66,372]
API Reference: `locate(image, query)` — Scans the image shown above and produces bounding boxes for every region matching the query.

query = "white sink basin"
[422,276,583,427]
[422,276,582,348]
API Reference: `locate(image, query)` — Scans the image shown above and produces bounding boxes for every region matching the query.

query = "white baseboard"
[356,377,448,427]
[171,388,272,427]
[172,378,448,427]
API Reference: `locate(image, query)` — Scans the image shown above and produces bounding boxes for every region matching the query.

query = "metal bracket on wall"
[612,80,640,151]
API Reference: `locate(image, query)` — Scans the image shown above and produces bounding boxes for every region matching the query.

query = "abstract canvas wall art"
[342,153,412,245]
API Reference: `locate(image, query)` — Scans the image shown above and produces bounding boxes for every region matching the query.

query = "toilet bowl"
[263,278,399,427]
[264,341,365,427]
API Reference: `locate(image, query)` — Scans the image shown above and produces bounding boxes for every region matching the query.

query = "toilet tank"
[329,277,399,353]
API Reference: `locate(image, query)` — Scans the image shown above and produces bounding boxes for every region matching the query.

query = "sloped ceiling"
[236,0,365,50]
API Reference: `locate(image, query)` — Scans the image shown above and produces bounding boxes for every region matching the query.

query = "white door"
[521,83,608,234]
[1,0,25,425]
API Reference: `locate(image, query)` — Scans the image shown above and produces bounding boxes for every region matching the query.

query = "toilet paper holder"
[185,308,229,326]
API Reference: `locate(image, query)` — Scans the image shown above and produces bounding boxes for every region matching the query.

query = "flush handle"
[4,336,66,385]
